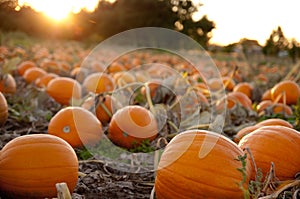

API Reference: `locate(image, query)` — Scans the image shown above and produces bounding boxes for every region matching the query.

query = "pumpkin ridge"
[0,143,75,159]
[157,166,243,197]
[165,164,244,192]
[0,171,77,184]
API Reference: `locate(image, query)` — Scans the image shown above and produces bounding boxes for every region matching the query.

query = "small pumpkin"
[256,118,293,128]
[261,89,272,101]
[35,73,58,88]
[0,74,16,94]
[222,76,236,91]
[256,100,273,114]
[272,103,293,116]
[0,134,78,198]
[108,105,158,149]
[234,118,293,143]
[271,80,300,105]
[82,72,114,94]
[233,82,253,99]
[46,77,82,105]
[48,106,103,148]
[238,125,300,180]
[22,67,47,83]
[17,60,37,76]
[155,130,252,199]
[95,95,114,124]
[0,92,8,126]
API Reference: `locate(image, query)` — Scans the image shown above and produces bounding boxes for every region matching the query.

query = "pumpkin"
[0,134,78,198]
[155,130,252,199]
[217,91,252,110]
[46,77,82,105]
[108,105,158,149]
[17,60,37,76]
[234,125,258,143]
[222,76,236,91]
[229,92,252,109]
[233,82,253,99]
[35,73,58,88]
[271,80,300,105]
[256,100,273,114]
[238,125,300,180]
[95,95,114,124]
[256,118,293,128]
[272,103,293,116]
[234,118,293,143]
[113,71,136,87]
[108,62,126,73]
[48,106,103,148]
[0,74,16,94]
[82,72,114,94]
[261,89,271,101]
[0,92,8,126]
[22,67,47,83]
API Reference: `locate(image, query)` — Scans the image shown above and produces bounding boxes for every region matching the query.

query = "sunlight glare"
[18,0,99,21]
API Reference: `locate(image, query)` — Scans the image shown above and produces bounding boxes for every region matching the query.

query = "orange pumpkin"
[271,80,300,105]
[0,134,78,198]
[233,82,253,99]
[22,67,47,83]
[234,118,293,143]
[95,95,114,125]
[48,106,103,148]
[0,74,16,94]
[108,62,126,73]
[17,60,37,76]
[0,92,8,126]
[35,73,59,88]
[256,100,273,114]
[46,77,82,105]
[108,105,158,149]
[218,91,252,110]
[155,130,252,198]
[82,72,114,94]
[234,125,258,143]
[261,89,272,101]
[272,103,293,116]
[239,126,300,180]
[256,118,293,128]
[222,76,236,91]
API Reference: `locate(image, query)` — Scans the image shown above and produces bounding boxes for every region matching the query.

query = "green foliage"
[129,139,155,153]
[293,98,300,130]
[76,147,94,160]
[235,154,250,199]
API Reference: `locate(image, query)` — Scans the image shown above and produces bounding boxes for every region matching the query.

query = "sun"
[42,6,71,21]
[18,0,100,21]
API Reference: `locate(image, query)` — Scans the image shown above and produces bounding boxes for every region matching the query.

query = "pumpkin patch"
[0,31,300,198]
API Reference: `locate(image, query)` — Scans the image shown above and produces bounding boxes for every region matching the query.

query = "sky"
[17,0,300,46]
[195,0,300,46]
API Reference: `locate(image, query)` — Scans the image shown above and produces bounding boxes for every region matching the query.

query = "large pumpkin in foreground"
[155,130,251,199]
[0,134,78,198]
[238,125,300,180]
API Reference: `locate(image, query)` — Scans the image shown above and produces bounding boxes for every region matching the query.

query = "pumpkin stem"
[56,182,72,199]
[144,82,155,114]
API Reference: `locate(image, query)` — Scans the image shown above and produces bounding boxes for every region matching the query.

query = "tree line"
[0,0,215,49]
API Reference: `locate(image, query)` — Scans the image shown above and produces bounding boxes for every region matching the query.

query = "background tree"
[262,26,289,56]
[0,0,215,48]
[288,39,300,63]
